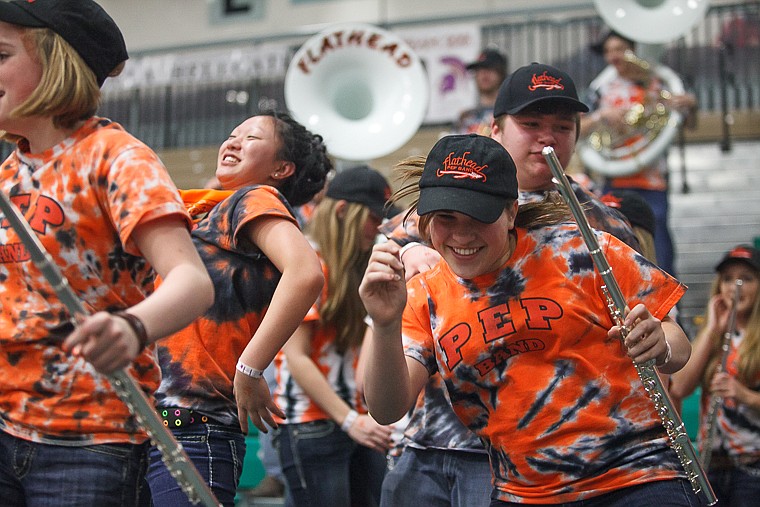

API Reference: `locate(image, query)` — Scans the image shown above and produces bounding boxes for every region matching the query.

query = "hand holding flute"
[543,146,717,505]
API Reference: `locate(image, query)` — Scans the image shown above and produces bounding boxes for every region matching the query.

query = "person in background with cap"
[0,0,214,505]
[272,165,396,507]
[670,245,760,506]
[455,48,508,136]
[489,61,639,250]
[375,62,642,507]
[601,189,658,265]
[580,30,698,278]
[360,133,698,506]
[146,111,331,506]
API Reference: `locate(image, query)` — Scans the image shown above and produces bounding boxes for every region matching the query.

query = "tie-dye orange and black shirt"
[402,223,686,504]
[154,185,298,427]
[0,117,190,445]
[381,178,641,455]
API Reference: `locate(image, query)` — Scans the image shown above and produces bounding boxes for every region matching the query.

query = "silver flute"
[542,147,716,505]
[0,191,220,507]
[700,278,743,469]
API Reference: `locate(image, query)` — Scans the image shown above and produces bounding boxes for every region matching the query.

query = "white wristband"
[341,409,358,432]
[236,360,264,379]
[399,242,422,260]
[656,340,672,369]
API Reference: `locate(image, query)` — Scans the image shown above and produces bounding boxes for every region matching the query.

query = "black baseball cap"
[418,134,518,224]
[0,0,128,87]
[600,190,656,237]
[493,62,589,116]
[466,49,508,75]
[715,245,760,273]
[325,165,396,218]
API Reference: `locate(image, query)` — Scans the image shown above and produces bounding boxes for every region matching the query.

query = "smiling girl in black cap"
[0,1,214,505]
[359,134,702,506]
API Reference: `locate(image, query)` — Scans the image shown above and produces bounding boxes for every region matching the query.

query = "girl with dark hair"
[146,111,332,506]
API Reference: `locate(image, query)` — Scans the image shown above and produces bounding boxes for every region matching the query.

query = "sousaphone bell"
[285,23,429,162]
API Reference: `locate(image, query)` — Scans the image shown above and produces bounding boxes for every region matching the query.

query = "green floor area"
[682,387,702,444]
[240,429,265,490]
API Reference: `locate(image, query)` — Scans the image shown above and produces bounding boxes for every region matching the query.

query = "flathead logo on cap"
[729,246,753,259]
[529,71,565,92]
[437,151,487,181]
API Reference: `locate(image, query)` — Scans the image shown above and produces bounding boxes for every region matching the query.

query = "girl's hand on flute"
[610,303,670,367]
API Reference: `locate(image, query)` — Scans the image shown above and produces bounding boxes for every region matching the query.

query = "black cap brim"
[715,258,760,273]
[466,62,489,71]
[367,201,400,220]
[0,3,46,27]
[418,186,507,224]
[506,96,589,115]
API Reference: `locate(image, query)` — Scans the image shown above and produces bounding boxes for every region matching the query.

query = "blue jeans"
[275,419,387,507]
[0,429,149,506]
[708,463,760,507]
[489,478,705,507]
[380,447,492,507]
[146,422,245,507]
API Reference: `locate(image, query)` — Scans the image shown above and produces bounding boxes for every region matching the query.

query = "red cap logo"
[728,246,753,260]
[528,71,565,92]
[437,151,488,181]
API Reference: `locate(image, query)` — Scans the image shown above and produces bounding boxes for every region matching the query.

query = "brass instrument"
[581,0,709,177]
[0,192,220,507]
[700,278,743,469]
[542,146,717,506]
[579,49,685,177]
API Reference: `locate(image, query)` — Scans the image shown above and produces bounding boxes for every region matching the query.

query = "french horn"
[284,23,429,161]
[580,0,708,177]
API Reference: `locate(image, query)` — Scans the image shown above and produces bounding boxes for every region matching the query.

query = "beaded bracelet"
[236,360,264,379]
[114,311,149,352]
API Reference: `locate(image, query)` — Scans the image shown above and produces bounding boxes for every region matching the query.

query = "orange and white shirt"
[0,117,190,445]
[402,223,686,504]
[274,260,367,424]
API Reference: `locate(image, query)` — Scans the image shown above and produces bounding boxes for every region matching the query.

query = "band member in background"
[146,111,330,506]
[273,165,396,507]
[600,189,658,264]
[455,48,508,136]
[0,1,214,505]
[360,133,697,506]
[391,62,641,279]
[580,30,697,277]
[670,245,760,506]
[377,62,641,507]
